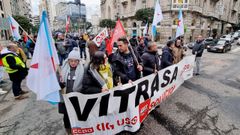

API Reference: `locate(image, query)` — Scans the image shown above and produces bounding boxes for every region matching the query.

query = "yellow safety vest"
[2,54,26,74]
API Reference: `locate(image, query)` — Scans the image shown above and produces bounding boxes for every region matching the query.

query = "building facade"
[10,0,32,22]
[101,0,240,43]
[0,0,12,41]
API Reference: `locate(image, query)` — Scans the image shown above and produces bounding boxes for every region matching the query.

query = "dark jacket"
[79,39,87,48]
[81,66,102,94]
[141,51,161,76]
[129,38,138,48]
[161,46,173,69]
[192,40,205,57]
[136,44,146,56]
[110,49,143,85]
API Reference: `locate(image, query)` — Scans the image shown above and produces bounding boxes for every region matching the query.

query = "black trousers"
[80,47,87,59]
[12,79,23,97]
[9,70,28,97]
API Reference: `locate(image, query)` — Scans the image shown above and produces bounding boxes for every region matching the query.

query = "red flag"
[65,16,70,33]
[106,19,126,55]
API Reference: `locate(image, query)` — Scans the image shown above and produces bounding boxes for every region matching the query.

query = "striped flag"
[8,16,21,41]
[176,8,184,38]
[27,11,60,103]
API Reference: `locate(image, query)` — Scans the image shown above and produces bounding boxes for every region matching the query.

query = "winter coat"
[79,39,87,48]
[161,46,173,69]
[81,63,113,94]
[129,38,138,48]
[110,49,143,85]
[136,44,146,56]
[192,40,205,57]
[141,51,161,76]
[172,46,184,64]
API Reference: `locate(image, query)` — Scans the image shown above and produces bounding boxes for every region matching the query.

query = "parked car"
[220,35,234,43]
[207,40,232,53]
[237,38,240,45]
[203,38,218,48]
[232,32,240,40]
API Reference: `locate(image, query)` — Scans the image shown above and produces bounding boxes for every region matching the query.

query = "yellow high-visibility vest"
[2,54,26,74]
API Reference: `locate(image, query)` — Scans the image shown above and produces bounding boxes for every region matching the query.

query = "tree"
[13,15,32,33]
[99,19,116,28]
[135,8,154,23]
[32,24,40,35]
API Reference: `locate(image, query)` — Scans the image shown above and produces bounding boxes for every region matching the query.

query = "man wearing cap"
[0,43,29,100]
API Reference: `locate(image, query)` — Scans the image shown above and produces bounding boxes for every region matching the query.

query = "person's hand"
[137,65,143,71]
[128,80,133,84]
[101,88,108,92]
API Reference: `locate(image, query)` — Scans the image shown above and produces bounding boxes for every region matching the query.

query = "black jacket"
[81,66,102,94]
[136,45,146,56]
[129,38,138,48]
[161,46,173,69]
[141,51,161,76]
[79,39,87,48]
[192,40,205,57]
[110,49,142,85]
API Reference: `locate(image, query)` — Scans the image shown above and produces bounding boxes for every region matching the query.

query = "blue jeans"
[80,47,86,59]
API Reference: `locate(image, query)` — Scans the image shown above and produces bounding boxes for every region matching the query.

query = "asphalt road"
[0,41,240,135]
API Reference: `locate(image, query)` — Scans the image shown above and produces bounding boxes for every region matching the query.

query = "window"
[171,0,189,10]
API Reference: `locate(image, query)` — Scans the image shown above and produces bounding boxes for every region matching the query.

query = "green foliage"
[13,15,32,33]
[32,24,40,35]
[135,8,154,23]
[99,19,116,28]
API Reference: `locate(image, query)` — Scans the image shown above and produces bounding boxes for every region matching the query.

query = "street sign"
[0,18,10,30]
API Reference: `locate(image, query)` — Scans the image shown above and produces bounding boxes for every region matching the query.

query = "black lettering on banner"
[170,67,178,84]
[151,73,159,97]
[69,96,97,121]
[135,80,149,107]
[99,94,110,116]
[113,86,135,113]
[161,70,171,88]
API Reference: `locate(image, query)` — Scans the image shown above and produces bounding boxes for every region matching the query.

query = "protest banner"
[63,55,195,135]
[93,28,109,47]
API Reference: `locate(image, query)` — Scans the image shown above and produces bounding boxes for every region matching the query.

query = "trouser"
[59,54,67,66]
[195,57,201,74]
[80,47,86,59]
[12,79,23,97]
[63,112,71,129]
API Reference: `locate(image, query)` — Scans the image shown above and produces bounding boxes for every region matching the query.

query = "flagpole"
[18,25,36,44]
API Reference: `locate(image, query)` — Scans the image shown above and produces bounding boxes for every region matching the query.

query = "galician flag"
[176,8,184,38]
[152,0,163,38]
[26,11,60,103]
[143,22,148,36]
[152,0,163,26]
[8,16,21,41]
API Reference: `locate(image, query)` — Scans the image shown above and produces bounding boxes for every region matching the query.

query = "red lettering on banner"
[96,122,114,131]
[139,99,151,123]
[149,85,176,110]
[117,116,138,126]
[72,127,94,134]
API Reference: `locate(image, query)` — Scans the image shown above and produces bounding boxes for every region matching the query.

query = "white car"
[237,38,240,45]
[232,32,240,40]
[220,35,234,43]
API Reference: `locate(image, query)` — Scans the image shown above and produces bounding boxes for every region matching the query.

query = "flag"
[66,16,70,33]
[176,8,184,38]
[143,22,148,36]
[152,0,163,39]
[106,19,126,55]
[93,28,109,47]
[152,0,163,26]
[8,16,21,41]
[27,11,60,103]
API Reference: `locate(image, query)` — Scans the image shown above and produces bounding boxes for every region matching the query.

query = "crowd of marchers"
[0,32,205,134]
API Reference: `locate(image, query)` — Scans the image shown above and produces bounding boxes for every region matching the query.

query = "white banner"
[93,28,109,47]
[63,55,195,135]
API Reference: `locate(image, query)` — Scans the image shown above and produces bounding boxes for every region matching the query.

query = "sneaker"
[15,94,29,100]
[0,88,7,95]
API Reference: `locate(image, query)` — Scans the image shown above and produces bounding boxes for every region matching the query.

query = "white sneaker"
[0,88,7,95]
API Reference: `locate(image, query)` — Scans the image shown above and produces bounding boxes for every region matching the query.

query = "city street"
[0,42,240,135]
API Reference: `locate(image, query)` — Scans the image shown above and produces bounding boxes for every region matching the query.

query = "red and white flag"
[93,28,109,47]
[27,11,60,103]
[66,16,70,33]
[106,19,126,55]
[8,16,21,41]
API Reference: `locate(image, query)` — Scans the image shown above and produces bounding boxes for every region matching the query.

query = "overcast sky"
[31,0,100,19]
